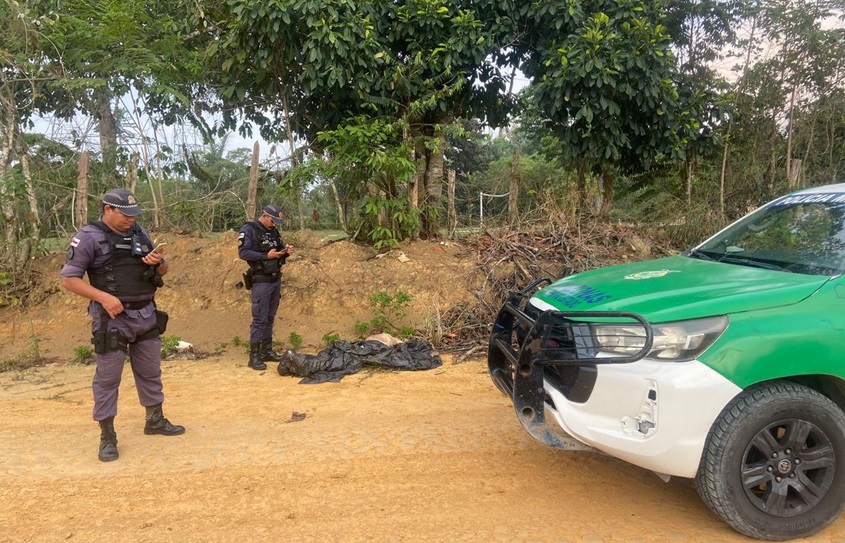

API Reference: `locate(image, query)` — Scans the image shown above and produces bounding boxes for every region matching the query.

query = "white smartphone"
[151,242,168,254]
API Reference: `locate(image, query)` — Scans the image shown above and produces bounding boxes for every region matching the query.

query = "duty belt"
[251,273,280,283]
[124,300,153,310]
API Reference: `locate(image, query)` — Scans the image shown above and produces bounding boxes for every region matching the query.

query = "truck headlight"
[592,316,728,361]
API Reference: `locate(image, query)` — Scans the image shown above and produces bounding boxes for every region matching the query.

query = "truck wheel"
[694,381,845,540]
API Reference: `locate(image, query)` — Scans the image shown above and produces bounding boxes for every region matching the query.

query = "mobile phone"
[151,242,168,254]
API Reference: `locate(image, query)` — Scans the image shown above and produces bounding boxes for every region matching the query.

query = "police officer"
[238,203,294,370]
[60,189,185,462]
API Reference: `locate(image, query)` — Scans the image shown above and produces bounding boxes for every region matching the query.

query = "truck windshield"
[690,196,845,276]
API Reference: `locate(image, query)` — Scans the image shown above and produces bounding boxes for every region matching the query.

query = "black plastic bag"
[277,339,442,384]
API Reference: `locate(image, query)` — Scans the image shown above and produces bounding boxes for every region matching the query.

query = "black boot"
[98,417,119,462]
[144,404,186,436]
[248,342,266,370]
[259,339,283,362]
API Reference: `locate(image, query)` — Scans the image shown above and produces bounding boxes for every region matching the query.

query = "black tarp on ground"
[276,339,442,384]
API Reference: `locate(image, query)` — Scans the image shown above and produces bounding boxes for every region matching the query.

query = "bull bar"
[488,278,654,449]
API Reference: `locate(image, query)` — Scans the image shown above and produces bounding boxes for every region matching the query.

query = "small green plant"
[322,332,340,346]
[289,332,303,349]
[231,336,245,347]
[355,290,415,338]
[73,345,93,364]
[160,335,182,358]
[353,319,370,337]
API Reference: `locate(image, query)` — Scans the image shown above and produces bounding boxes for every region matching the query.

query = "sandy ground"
[2,355,844,543]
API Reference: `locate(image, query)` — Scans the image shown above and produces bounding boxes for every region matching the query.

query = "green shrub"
[322,332,340,346]
[289,332,303,349]
[354,290,415,338]
[160,335,182,358]
[73,345,93,364]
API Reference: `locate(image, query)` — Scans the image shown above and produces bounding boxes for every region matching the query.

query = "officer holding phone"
[238,203,294,370]
[60,189,185,462]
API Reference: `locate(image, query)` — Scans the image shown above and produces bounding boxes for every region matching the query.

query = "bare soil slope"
[1,230,478,361]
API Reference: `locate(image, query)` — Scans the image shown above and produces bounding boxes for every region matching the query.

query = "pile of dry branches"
[438,218,673,357]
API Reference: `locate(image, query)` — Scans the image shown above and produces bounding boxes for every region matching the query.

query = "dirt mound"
[0,230,479,362]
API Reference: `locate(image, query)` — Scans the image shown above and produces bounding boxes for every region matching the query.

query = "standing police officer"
[60,189,185,462]
[238,204,294,370]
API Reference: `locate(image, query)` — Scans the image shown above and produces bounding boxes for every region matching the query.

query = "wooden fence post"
[247,141,259,220]
[75,152,89,228]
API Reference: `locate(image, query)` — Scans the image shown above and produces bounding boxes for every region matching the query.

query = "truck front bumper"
[488,282,741,478]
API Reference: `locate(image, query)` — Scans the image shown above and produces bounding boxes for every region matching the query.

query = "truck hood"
[531,255,830,322]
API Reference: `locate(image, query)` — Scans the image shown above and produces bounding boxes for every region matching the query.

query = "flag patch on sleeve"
[70,237,81,247]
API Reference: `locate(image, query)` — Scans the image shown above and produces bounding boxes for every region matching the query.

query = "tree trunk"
[800,110,818,189]
[446,169,457,239]
[785,85,797,188]
[126,153,139,195]
[95,87,118,187]
[719,139,729,218]
[576,157,586,213]
[0,85,18,267]
[508,148,520,226]
[599,168,614,217]
[20,148,38,266]
[76,153,90,229]
[282,91,305,230]
[152,126,166,225]
[421,131,445,239]
[685,150,697,204]
[329,178,346,232]
[247,141,259,221]
[298,192,305,231]
[409,143,425,241]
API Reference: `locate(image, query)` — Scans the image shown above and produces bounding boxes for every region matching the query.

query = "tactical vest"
[87,221,158,302]
[246,222,284,276]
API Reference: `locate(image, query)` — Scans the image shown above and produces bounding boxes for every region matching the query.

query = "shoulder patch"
[67,247,75,260]
[238,231,245,247]
[70,237,81,247]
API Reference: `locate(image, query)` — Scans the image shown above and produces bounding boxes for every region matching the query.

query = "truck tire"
[694,381,845,540]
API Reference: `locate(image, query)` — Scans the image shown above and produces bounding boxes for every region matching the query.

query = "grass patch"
[1,337,48,373]
[73,345,94,364]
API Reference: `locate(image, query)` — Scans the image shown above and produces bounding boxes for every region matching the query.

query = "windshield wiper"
[687,249,716,261]
[717,255,793,273]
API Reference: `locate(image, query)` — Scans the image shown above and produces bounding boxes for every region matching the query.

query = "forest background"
[1,0,844,308]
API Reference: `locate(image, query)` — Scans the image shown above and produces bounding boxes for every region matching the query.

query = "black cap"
[262,204,285,224]
[103,188,142,216]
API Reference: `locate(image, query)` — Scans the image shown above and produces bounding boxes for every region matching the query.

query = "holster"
[155,309,169,335]
[92,327,129,355]
[243,270,253,291]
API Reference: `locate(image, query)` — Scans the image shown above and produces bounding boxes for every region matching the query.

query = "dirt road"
[1,356,843,543]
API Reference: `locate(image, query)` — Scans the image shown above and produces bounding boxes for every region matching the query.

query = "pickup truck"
[489,183,845,540]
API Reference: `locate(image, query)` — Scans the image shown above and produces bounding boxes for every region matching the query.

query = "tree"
[516,0,699,215]
[30,0,209,225]
[0,1,64,277]
[196,0,519,239]
[664,0,742,203]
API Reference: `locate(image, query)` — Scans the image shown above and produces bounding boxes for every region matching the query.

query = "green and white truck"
[489,183,845,540]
